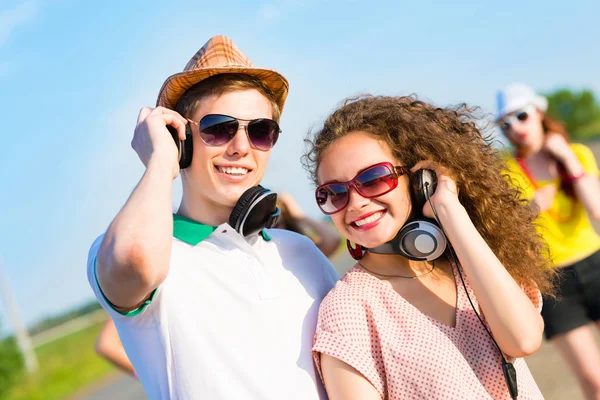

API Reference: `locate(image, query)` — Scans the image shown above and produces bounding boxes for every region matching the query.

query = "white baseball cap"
[496,83,548,119]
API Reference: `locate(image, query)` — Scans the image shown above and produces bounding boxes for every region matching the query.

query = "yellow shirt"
[504,144,600,267]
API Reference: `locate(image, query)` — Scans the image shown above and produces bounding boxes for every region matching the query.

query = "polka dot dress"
[312,264,544,399]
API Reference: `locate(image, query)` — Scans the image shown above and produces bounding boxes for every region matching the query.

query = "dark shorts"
[542,250,600,340]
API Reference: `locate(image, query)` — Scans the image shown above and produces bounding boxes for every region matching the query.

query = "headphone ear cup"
[411,169,437,212]
[179,125,193,169]
[168,125,194,169]
[396,219,447,261]
[229,186,267,232]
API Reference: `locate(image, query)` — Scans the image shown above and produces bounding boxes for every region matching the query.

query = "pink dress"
[312,264,544,399]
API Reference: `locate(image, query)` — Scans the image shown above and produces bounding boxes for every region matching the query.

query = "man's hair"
[174,73,281,122]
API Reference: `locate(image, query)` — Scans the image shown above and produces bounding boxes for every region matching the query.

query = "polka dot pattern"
[313,264,544,399]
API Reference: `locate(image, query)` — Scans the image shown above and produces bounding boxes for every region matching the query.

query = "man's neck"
[177,193,233,227]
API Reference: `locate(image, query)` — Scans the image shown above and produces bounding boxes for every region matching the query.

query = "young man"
[87,35,339,399]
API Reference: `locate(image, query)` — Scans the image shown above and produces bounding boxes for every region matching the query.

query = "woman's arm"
[320,354,382,400]
[545,134,600,219]
[436,200,544,357]
[95,319,136,377]
[417,163,544,359]
[560,154,600,220]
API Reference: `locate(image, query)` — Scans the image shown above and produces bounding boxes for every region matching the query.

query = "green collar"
[172,214,271,245]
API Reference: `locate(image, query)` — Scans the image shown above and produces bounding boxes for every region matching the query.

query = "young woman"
[304,95,554,399]
[498,83,600,400]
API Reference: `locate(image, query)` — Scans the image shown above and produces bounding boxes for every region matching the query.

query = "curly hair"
[303,95,555,295]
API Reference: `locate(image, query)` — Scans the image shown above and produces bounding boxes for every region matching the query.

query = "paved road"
[80,339,598,400]
[75,374,146,400]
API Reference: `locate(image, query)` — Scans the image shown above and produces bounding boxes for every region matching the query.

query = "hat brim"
[497,95,548,119]
[156,67,289,113]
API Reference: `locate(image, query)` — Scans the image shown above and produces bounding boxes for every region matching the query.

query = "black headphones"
[229,185,281,237]
[168,125,194,169]
[168,124,279,237]
[368,169,447,260]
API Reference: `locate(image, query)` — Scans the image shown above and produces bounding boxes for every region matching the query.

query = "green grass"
[7,321,115,400]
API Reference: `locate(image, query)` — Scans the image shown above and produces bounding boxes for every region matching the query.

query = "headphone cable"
[424,182,519,400]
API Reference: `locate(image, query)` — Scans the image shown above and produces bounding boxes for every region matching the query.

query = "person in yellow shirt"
[498,83,600,399]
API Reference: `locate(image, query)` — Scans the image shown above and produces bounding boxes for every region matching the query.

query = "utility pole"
[0,256,38,373]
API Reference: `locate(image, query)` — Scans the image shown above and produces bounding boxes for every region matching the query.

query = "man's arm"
[95,107,188,311]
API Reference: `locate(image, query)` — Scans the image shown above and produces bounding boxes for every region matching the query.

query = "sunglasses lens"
[248,119,280,150]
[355,165,396,197]
[199,115,238,146]
[316,183,348,214]
[516,111,529,122]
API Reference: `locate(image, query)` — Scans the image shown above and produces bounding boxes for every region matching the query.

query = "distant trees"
[545,89,600,140]
[0,321,23,399]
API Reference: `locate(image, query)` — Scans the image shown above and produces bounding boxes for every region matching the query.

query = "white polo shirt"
[87,214,339,400]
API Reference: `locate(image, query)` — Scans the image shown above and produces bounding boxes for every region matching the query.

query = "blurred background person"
[499,83,600,400]
[276,193,341,258]
[95,319,136,379]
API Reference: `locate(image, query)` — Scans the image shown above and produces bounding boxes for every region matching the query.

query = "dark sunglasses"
[498,105,534,131]
[315,162,409,215]
[187,114,281,151]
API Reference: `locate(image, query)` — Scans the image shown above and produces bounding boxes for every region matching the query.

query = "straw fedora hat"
[156,35,289,112]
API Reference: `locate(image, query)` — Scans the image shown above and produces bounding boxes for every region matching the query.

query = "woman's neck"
[523,149,552,163]
[519,150,558,181]
[360,252,435,276]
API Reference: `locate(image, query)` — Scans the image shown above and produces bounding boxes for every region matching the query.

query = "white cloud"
[0,2,38,46]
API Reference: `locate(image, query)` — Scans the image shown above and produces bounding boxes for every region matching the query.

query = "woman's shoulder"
[496,150,521,176]
[570,142,595,160]
[317,267,392,326]
[500,154,532,194]
[569,143,599,174]
[499,151,520,173]
[325,266,384,297]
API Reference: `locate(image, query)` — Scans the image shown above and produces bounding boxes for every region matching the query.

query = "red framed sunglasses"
[315,162,409,215]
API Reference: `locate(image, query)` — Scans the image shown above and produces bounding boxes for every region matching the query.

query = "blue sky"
[0,0,598,331]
